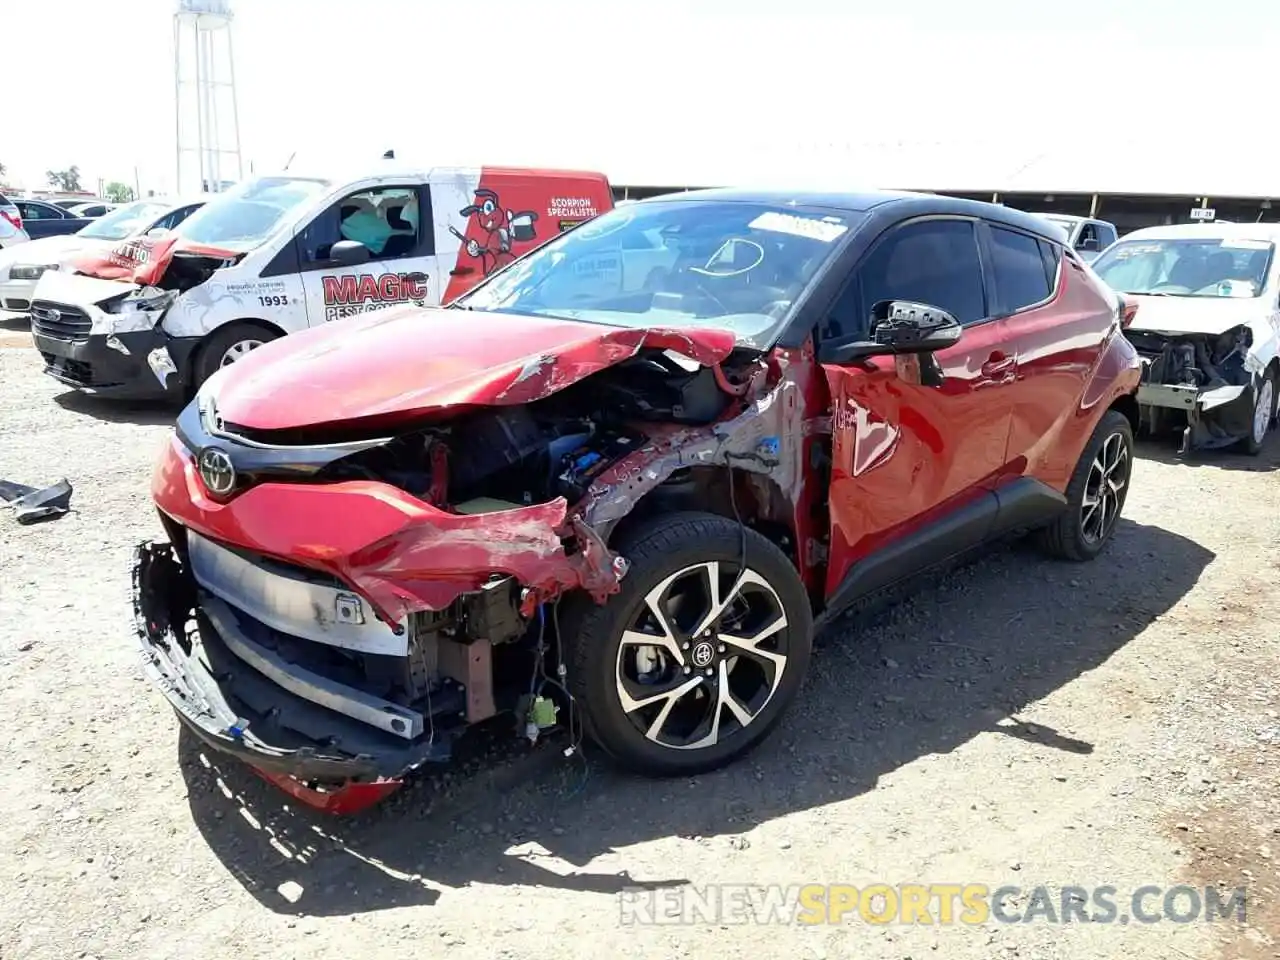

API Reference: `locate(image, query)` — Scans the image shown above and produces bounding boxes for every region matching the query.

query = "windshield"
[78,201,170,241]
[1091,236,1275,298]
[454,199,861,348]
[173,176,330,252]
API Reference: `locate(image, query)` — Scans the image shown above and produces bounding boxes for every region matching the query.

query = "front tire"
[192,322,278,391]
[1036,409,1134,562]
[1241,370,1276,456]
[564,512,813,777]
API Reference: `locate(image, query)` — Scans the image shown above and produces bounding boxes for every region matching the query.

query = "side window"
[988,225,1052,313]
[824,218,987,340]
[295,185,431,267]
[156,204,202,231]
[1038,238,1062,292]
[1077,223,1100,252]
[1095,223,1117,248]
[19,202,55,220]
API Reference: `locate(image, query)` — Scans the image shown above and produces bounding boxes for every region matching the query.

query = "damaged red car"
[133,189,1142,813]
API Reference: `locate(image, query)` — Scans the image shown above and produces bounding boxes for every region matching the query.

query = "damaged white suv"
[1090,223,1280,455]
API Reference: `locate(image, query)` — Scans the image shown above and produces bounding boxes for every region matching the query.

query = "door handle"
[450,266,475,277]
[981,351,1016,378]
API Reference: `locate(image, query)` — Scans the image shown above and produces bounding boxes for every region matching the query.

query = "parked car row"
[0,197,206,314]
[0,194,119,250]
[12,157,1276,815]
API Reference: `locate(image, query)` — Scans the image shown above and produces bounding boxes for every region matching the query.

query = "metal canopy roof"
[593,135,1280,200]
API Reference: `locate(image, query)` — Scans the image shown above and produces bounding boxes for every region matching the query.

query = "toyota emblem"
[691,641,715,669]
[198,447,236,496]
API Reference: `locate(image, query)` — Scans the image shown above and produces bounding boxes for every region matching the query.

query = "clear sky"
[6,0,1279,195]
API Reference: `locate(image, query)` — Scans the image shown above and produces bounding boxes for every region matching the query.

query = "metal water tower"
[173,0,243,194]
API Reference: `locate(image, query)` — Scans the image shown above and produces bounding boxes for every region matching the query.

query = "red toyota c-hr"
[133,189,1141,813]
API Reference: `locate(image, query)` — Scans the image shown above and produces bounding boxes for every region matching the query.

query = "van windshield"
[453,199,860,349]
[1091,236,1275,299]
[173,176,330,252]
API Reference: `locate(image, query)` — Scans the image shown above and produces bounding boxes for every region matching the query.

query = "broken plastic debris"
[0,477,74,524]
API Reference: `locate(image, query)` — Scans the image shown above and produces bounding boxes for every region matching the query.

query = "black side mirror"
[330,239,371,267]
[819,300,963,364]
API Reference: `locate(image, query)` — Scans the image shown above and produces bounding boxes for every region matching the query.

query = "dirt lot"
[2,329,1279,960]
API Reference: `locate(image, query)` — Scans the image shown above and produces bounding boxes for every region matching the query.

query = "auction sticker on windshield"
[749,211,848,243]
[1220,239,1271,249]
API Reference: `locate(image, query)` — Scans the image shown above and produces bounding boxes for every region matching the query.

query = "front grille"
[30,300,92,342]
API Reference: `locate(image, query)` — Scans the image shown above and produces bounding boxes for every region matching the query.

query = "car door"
[292,183,438,325]
[987,223,1118,488]
[817,216,1022,600]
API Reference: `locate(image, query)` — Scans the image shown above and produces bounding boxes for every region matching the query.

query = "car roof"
[1118,221,1280,242]
[631,187,1066,241]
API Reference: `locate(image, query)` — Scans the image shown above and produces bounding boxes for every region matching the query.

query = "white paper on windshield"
[749,211,848,243]
[1115,244,1163,258]
[1220,239,1271,250]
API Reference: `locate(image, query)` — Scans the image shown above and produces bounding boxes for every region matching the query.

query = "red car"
[133,189,1142,814]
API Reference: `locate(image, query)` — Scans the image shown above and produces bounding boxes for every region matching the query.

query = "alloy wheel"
[1081,430,1129,545]
[219,338,263,367]
[615,560,790,751]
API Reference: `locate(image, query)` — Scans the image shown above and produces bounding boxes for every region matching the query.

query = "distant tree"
[45,166,83,192]
[0,160,6,179]
[104,182,136,203]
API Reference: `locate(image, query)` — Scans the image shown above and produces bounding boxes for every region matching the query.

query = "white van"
[29,163,614,398]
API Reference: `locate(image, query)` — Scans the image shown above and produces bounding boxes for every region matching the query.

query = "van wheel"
[1036,409,1133,562]
[562,512,813,777]
[192,323,278,390]
[1240,370,1276,456]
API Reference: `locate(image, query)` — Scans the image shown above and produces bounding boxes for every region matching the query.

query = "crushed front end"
[1128,325,1264,452]
[129,322,814,813]
[133,400,632,811]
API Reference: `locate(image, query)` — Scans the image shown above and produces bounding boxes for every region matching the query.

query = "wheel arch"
[192,316,286,367]
[603,464,800,568]
[186,317,287,396]
[1108,389,1140,436]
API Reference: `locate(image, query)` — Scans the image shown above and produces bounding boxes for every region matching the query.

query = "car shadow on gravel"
[1136,429,1280,473]
[53,389,181,426]
[0,313,28,331]
[179,516,1214,919]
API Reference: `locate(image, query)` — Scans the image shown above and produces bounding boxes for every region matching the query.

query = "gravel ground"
[2,330,1279,960]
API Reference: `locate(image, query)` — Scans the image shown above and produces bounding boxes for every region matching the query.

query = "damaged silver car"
[1090,223,1280,454]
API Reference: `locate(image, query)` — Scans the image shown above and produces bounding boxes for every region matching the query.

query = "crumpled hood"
[1125,294,1269,336]
[69,233,241,286]
[211,304,738,432]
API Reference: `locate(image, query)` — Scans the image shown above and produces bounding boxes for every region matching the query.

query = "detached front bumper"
[1137,371,1256,452]
[132,540,455,810]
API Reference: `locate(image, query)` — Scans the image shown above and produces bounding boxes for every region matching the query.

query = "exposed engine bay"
[311,349,733,509]
[1128,325,1263,452]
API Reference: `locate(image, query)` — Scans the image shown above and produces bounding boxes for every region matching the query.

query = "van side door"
[289,182,438,325]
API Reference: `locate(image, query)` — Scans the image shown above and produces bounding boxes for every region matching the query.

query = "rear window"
[0,194,10,206]
[989,226,1053,312]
